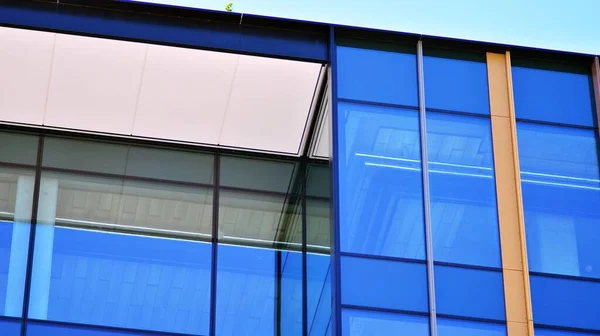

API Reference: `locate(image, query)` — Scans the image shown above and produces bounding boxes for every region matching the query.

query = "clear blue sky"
[133,0,600,55]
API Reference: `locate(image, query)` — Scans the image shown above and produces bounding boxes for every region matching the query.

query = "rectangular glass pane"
[517,123,600,278]
[27,322,149,336]
[0,319,20,336]
[341,256,428,313]
[42,137,129,175]
[427,113,500,267]
[424,50,489,115]
[337,43,418,107]
[0,166,35,318]
[0,132,38,166]
[536,328,598,336]
[530,275,600,331]
[338,102,425,259]
[342,309,428,336]
[512,61,594,127]
[438,318,506,336]
[435,266,505,321]
[216,244,302,336]
[29,172,212,334]
[220,156,296,194]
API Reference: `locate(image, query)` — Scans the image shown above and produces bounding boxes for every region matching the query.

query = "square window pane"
[512,61,594,127]
[438,318,506,336]
[341,256,428,313]
[338,102,425,259]
[424,50,489,114]
[435,266,505,321]
[517,123,600,278]
[530,275,600,331]
[427,113,500,267]
[342,309,428,336]
[337,44,418,106]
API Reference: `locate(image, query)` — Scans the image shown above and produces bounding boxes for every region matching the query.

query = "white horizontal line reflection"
[358,152,600,189]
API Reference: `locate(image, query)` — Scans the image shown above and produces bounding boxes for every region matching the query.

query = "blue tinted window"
[435,266,505,320]
[427,113,500,267]
[342,309,428,336]
[536,328,598,336]
[0,319,20,335]
[29,227,212,334]
[341,257,428,313]
[512,64,594,127]
[337,45,418,106]
[216,245,302,336]
[530,275,600,331]
[517,123,600,278]
[424,52,489,114]
[338,102,425,259]
[307,254,331,336]
[438,318,506,336]
[27,322,148,336]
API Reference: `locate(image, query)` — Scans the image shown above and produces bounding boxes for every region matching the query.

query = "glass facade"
[513,59,600,333]
[0,133,331,336]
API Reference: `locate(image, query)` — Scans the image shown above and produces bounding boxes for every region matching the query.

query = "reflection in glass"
[435,266,505,321]
[341,257,428,313]
[530,275,600,331]
[342,309,428,336]
[427,113,500,267]
[28,172,213,335]
[307,198,331,336]
[338,102,425,259]
[437,318,506,336]
[517,123,600,278]
[424,51,489,115]
[337,44,418,106]
[512,62,594,127]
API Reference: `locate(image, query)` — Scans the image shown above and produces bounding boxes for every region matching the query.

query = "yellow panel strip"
[487,51,534,336]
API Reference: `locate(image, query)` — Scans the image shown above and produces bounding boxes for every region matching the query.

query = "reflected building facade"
[0,2,599,336]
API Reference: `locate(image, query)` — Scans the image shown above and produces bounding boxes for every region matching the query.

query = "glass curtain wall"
[512,58,600,334]
[333,36,507,335]
[0,132,331,336]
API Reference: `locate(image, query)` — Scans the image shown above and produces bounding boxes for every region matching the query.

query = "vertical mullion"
[19,136,45,336]
[209,153,220,336]
[416,40,437,336]
[328,26,342,336]
[301,163,308,336]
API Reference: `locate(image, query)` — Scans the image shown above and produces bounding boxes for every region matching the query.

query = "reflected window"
[342,309,428,336]
[0,132,38,318]
[29,138,214,335]
[517,123,600,278]
[427,113,500,267]
[338,102,425,259]
[512,60,594,127]
[337,42,417,106]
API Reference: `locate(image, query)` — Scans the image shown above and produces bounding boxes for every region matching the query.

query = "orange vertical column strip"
[486,51,534,336]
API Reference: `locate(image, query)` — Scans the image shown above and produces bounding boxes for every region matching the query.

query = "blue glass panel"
[27,322,150,336]
[427,113,500,267]
[530,275,600,331]
[342,309,429,336]
[517,123,600,278]
[536,328,598,336]
[338,102,425,259]
[337,45,418,106]
[341,257,428,313]
[29,227,211,335]
[0,319,20,335]
[216,245,302,336]
[424,53,489,114]
[307,254,331,336]
[435,266,505,320]
[512,65,594,127]
[438,318,506,336]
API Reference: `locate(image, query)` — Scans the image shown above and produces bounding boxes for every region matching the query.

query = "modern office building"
[0,1,598,336]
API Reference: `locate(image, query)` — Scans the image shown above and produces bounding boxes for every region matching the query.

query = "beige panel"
[45,34,147,135]
[0,27,55,125]
[220,56,320,154]
[133,45,238,145]
[487,52,534,336]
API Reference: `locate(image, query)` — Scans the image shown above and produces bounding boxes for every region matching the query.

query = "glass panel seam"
[417,40,437,336]
[209,154,219,336]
